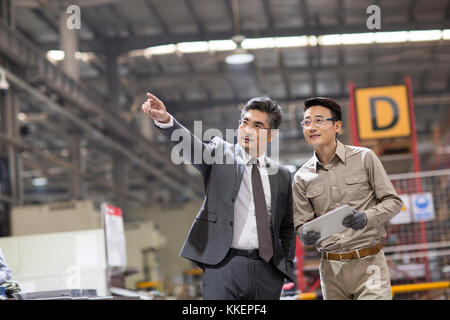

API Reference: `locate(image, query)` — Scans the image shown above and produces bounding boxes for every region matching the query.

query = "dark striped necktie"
[250,159,273,262]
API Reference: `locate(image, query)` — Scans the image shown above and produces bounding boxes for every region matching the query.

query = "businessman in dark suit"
[142,93,296,300]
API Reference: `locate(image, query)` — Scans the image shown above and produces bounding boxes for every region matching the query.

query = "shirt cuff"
[154,114,174,128]
[365,210,378,228]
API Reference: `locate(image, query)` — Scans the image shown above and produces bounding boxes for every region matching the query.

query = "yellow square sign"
[354,85,411,140]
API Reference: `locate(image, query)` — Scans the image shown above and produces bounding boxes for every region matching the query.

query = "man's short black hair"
[241,97,283,129]
[304,97,342,122]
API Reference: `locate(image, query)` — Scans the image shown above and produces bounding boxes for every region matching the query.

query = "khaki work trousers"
[319,249,392,300]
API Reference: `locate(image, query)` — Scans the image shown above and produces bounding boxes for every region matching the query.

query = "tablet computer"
[302,205,354,242]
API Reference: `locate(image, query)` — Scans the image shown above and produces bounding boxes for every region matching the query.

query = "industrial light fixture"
[225,35,255,65]
[32,177,48,187]
[225,50,255,65]
[46,50,65,62]
[0,68,9,91]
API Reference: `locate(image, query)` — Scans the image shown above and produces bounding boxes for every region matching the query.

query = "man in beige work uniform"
[293,97,403,300]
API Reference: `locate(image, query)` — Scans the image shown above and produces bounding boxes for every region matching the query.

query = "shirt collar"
[310,139,346,171]
[335,139,346,164]
[239,145,267,167]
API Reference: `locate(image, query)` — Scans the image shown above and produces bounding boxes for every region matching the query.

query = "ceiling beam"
[298,0,310,27]
[223,0,235,34]
[143,0,170,34]
[165,89,450,112]
[197,80,213,100]
[307,45,317,96]
[409,0,419,22]
[337,45,346,95]
[262,0,274,29]
[0,22,199,195]
[276,49,292,99]
[337,0,345,26]
[132,60,450,88]
[253,55,265,95]
[219,62,240,101]
[38,20,450,52]
[184,0,205,36]
[0,132,149,205]
[81,7,110,40]
[31,8,59,34]
[3,68,202,200]
[367,45,375,86]
[446,0,450,19]
[107,3,134,36]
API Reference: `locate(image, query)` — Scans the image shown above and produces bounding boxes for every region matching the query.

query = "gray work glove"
[342,210,368,230]
[301,230,321,246]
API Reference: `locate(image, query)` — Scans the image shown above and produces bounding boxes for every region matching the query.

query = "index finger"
[146,92,161,103]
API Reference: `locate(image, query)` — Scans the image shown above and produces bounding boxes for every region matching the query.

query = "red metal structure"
[348,79,431,284]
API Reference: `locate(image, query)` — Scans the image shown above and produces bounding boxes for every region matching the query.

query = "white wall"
[0,229,108,296]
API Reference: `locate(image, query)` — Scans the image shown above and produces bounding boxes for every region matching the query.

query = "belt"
[321,243,383,261]
[229,248,260,260]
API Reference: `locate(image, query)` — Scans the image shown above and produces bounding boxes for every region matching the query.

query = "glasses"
[239,119,270,131]
[300,118,337,128]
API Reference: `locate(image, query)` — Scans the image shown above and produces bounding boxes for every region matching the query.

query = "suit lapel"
[234,144,245,198]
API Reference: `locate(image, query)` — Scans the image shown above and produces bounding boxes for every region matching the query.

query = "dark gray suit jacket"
[157,118,296,282]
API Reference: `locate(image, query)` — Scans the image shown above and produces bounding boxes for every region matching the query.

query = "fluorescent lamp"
[274,36,309,48]
[17,113,26,121]
[308,36,318,46]
[46,50,65,62]
[32,177,48,187]
[443,29,450,40]
[124,29,447,61]
[208,40,237,51]
[143,44,176,56]
[0,68,9,90]
[375,31,408,43]
[342,33,374,44]
[318,34,342,46]
[242,37,275,49]
[408,30,442,42]
[177,41,209,53]
[75,51,96,62]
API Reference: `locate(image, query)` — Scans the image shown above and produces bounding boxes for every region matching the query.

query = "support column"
[0,87,20,235]
[106,43,120,113]
[106,41,128,209]
[69,133,86,200]
[0,0,13,27]
[113,156,129,209]
[0,89,24,203]
[59,11,79,81]
[8,91,23,204]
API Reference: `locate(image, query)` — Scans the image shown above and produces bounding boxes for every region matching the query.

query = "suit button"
[230,221,234,227]
[232,197,236,203]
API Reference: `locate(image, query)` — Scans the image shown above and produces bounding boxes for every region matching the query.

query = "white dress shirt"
[232,146,272,250]
[154,114,174,129]
[154,115,272,250]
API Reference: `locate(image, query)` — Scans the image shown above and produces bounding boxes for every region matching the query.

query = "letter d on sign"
[370,96,399,131]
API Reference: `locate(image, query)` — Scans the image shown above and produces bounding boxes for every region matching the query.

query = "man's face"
[238,109,275,156]
[303,105,341,148]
